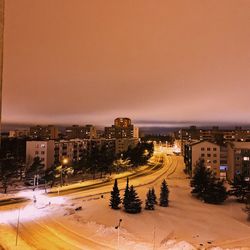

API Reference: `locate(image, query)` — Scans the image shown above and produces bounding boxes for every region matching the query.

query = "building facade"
[184,141,221,178]
[30,125,59,140]
[26,140,55,169]
[65,125,97,139]
[105,117,139,139]
[227,142,250,181]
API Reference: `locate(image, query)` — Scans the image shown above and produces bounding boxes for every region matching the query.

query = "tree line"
[190,159,250,221]
[109,178,169,213]
[0,142,154,193]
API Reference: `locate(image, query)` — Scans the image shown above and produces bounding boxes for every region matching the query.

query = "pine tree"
[123,177,130,209]
[125,185,142,213]
[110,179,121,209]
[191,159,228,204]
[160,179,169,207]
[190,159,214,198]
[229,174,250,203]
[145,189,154,210]
[151,187,157,205]
[203,179,228,204]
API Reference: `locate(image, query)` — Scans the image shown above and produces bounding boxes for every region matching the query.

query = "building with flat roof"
[105,117,139,139]
[184,141,222,178]
[26,140,55,169]
[65,125,97,139]
[30,125,59,140]
[227,142,250,181]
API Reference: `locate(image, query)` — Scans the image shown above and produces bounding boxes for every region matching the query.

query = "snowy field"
[0,149,250,250]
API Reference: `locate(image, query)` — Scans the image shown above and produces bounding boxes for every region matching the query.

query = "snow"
[0,146,250,249]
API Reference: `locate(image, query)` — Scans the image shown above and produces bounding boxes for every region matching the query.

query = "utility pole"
[0,0,5,149]
[16,208,21,246]
[115,219,122,250]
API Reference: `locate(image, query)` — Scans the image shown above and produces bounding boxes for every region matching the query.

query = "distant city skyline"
[2,0,250,126]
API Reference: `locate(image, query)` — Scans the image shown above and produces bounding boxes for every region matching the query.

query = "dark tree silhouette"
[229,173,250,202]
[191,159,228,204]
[151,187,157,205]
[145,189,155,210]
[160,179,169,207]
[110,179,121,209]
[124,185,142,214]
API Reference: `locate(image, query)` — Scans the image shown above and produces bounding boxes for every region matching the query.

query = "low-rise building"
[65,125,97,139]
[30,125,59,140]
[115,138,139,155]
[9,129,30,138]
[227,142,250,181]
[184,141,221,178]
[26,140,55,169]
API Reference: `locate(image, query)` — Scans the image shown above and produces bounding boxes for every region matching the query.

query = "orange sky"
[2,0,250,126]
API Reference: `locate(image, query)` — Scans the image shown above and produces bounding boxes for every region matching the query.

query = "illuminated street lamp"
[60,157,69,187]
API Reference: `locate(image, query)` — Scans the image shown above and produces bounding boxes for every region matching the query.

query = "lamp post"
[58,157,68,195]
[15,208,21,246]
[115,219,122,250]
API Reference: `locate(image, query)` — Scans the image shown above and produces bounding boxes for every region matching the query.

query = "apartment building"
[115,138,139,155]
[227,142,250,181]
[30,125,59,140]
[26,140,55,169]
[184,141,221,178]
[105,117,139,139]
[65,125,97,139]
[26,138,136,169]
[9,129,30,138]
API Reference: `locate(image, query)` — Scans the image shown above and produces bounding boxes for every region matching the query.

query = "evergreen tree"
[203,179,228,204]
[145,189,155,210]
[190,159,214,198]
[125,185,142,213]
[123,177,130,209]
[229,174,250,203]
[160,179,169,207]
[151,187,157,205]
[110,179,121,209]
[191,159,228,204]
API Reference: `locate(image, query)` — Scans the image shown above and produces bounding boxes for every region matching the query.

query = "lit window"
[243,157,250,161]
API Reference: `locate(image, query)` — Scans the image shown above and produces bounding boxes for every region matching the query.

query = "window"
[201,153,205,157]
[41,157,45,161]
[207,148,211,151]
[213,160,217,163]
[213,148,217,151]
[35,151,39,155]
[207,154,211,157]
[213,154,217,157]
[201,147,205,151]
[41,151,45,155]
[41,144,46,148]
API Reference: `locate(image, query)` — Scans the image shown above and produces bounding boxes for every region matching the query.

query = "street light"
[60,157,69,187]
[115,219,122,250]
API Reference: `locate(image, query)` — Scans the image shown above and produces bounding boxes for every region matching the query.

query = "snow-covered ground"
[0,147,250,250]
